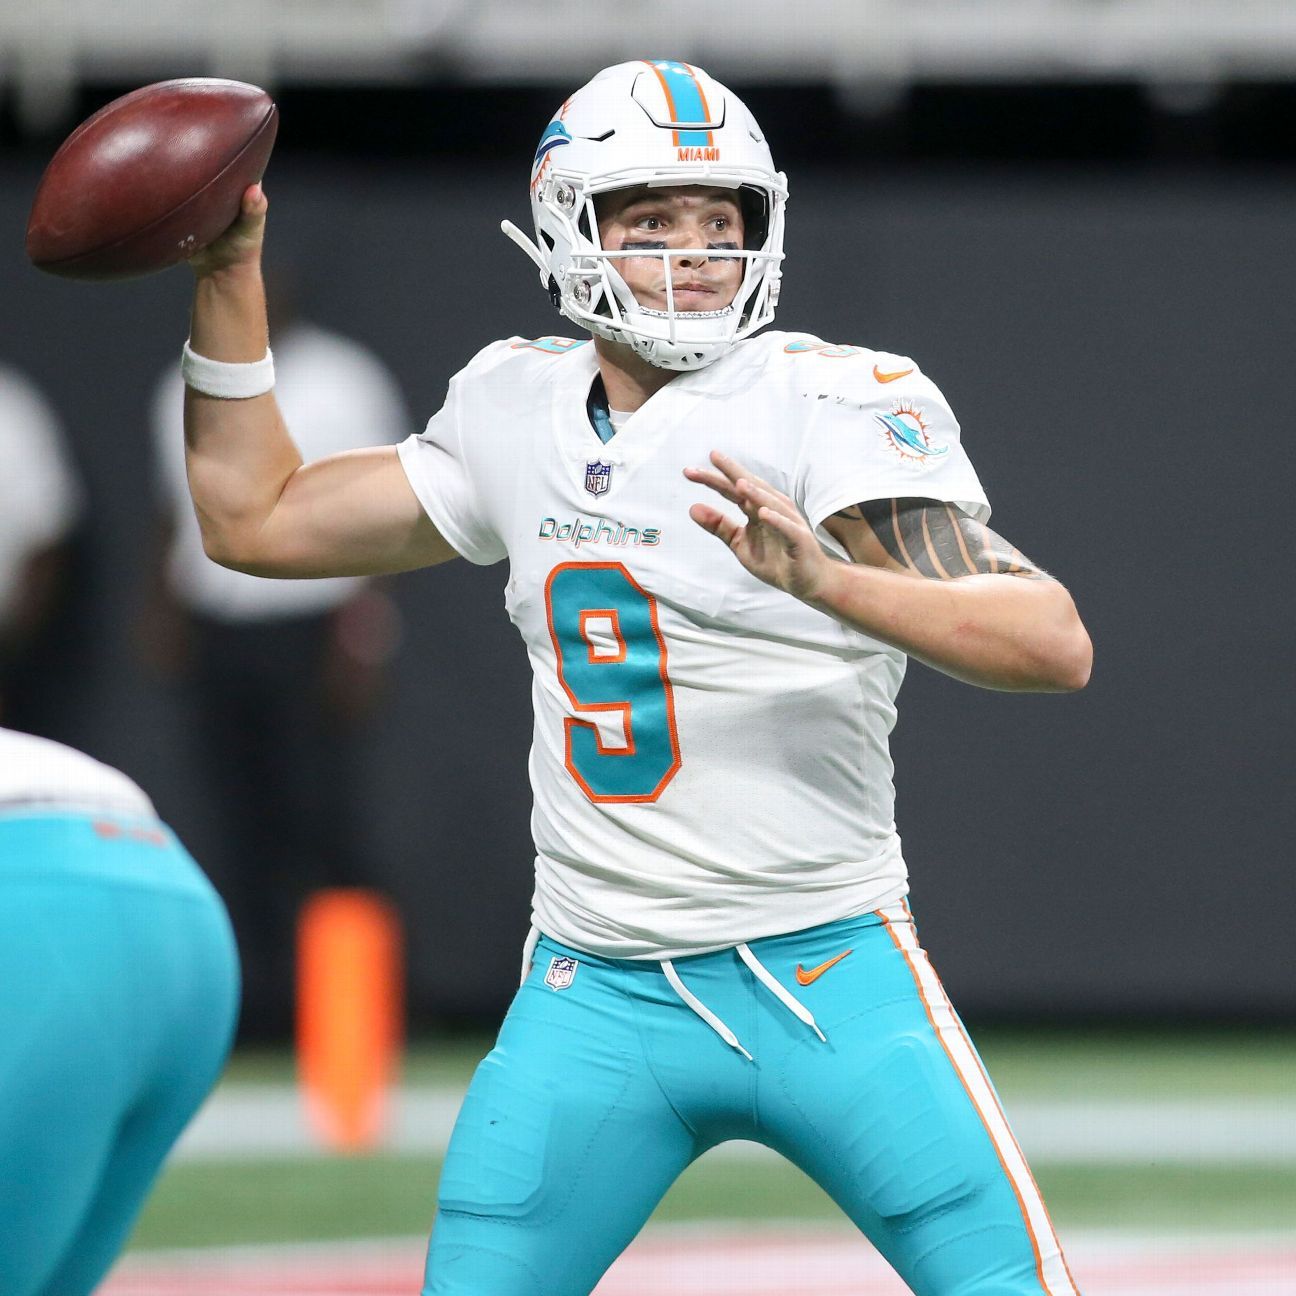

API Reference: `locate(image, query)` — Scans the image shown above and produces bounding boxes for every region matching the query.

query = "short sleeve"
[397,373,507,567]
[797,360,990,538]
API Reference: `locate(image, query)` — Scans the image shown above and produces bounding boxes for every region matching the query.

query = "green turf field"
[221,1024,1296,1096]
[127,1027,1296,1251]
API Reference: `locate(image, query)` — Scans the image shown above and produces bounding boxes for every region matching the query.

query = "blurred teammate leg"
[0,818,239,1296]
[0,882,123,1296]
[38,886,238,1295]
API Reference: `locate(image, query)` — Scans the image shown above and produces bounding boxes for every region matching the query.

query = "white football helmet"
[502,60,788,371]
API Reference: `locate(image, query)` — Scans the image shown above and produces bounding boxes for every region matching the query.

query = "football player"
[0,727,239,1296]
[179,60,1090,1296]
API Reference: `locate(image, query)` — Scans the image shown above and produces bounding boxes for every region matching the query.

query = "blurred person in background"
[139,284,409,1038]
[0,362,83,731]
[172,59,1090,1296]
[0,725,238,1296]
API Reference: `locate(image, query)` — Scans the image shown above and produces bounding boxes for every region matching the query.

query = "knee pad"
[423,1243,546,1296]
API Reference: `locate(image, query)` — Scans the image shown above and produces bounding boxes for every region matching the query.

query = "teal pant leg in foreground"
[0,814,240,1296]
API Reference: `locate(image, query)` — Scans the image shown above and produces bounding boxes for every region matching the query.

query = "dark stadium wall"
[1,158,1291,1025]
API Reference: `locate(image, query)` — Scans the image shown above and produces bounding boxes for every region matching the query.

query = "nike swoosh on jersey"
[794,949,852,986]
[873,365,914,383]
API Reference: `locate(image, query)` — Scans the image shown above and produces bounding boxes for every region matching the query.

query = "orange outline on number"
[545,561,682,804]
[579,607,626,664]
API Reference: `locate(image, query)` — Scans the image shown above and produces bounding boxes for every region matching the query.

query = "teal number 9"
[544,562,681,803]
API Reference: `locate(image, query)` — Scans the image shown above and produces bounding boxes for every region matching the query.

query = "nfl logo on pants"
[545,956,578,990]
[584,461,612,497]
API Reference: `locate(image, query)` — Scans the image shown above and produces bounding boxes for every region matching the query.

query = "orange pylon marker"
[296,888,404,1153]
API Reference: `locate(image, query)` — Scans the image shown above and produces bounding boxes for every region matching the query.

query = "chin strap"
[501,220,563,310]
[500,220,549,281]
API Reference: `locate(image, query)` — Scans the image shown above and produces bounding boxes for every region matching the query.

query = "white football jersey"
[398,331,989,959]
[0,727,155,819]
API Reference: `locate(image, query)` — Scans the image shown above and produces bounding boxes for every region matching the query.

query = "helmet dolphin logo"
[533,120,572,171]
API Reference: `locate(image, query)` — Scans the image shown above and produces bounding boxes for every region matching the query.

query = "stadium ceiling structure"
[3,0,1296,132]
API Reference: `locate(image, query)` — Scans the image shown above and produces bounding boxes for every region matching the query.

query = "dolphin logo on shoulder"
[875,401,949,464]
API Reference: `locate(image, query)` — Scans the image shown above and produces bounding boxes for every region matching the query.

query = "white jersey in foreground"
[0,727,154,819]
[399,331,989,958]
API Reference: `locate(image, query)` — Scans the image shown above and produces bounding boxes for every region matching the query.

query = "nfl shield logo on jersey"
[584,461,612,497]
[545,956,579,991]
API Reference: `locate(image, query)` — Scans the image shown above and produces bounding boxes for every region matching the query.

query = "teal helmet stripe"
[645,60,714,146]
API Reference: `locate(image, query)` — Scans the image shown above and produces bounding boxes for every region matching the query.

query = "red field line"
[104,1230,1296,1296]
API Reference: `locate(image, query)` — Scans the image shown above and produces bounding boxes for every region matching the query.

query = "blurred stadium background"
[1,2,1293,1292]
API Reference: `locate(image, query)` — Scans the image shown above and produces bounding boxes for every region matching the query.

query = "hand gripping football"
[26,78,278,281]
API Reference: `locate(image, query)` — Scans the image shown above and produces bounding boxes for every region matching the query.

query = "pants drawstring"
[519,925,540,986]
[661,945,828,1061]
[526,929,829,1063]
[736,942,826,1042]
[661,960,754,1061]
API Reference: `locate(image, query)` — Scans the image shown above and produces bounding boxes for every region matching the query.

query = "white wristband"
[181,340,275,399]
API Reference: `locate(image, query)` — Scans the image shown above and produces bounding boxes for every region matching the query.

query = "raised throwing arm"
[182,185,457,579]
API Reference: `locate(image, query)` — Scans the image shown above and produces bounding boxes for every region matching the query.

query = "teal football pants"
[0,813,240,1296]
[424,906,1077,1296]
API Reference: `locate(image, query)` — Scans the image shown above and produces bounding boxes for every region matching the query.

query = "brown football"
[26,78,278,281]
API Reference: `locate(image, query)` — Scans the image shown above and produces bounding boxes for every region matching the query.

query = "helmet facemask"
[547,175,783,371]
[502,61,788,372]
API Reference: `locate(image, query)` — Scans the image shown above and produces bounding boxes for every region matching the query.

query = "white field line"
[105,1226,1296,1296]
[172,1083,1296,1165]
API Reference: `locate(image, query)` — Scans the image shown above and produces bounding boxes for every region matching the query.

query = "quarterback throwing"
[181,59,1090,1296]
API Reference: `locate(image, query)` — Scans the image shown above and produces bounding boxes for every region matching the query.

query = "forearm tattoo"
[833,498,1048,580]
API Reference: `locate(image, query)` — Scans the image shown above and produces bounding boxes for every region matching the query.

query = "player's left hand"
[684,451,834,605]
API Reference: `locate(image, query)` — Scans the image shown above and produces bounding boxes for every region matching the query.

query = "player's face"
[596,186,745,313]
